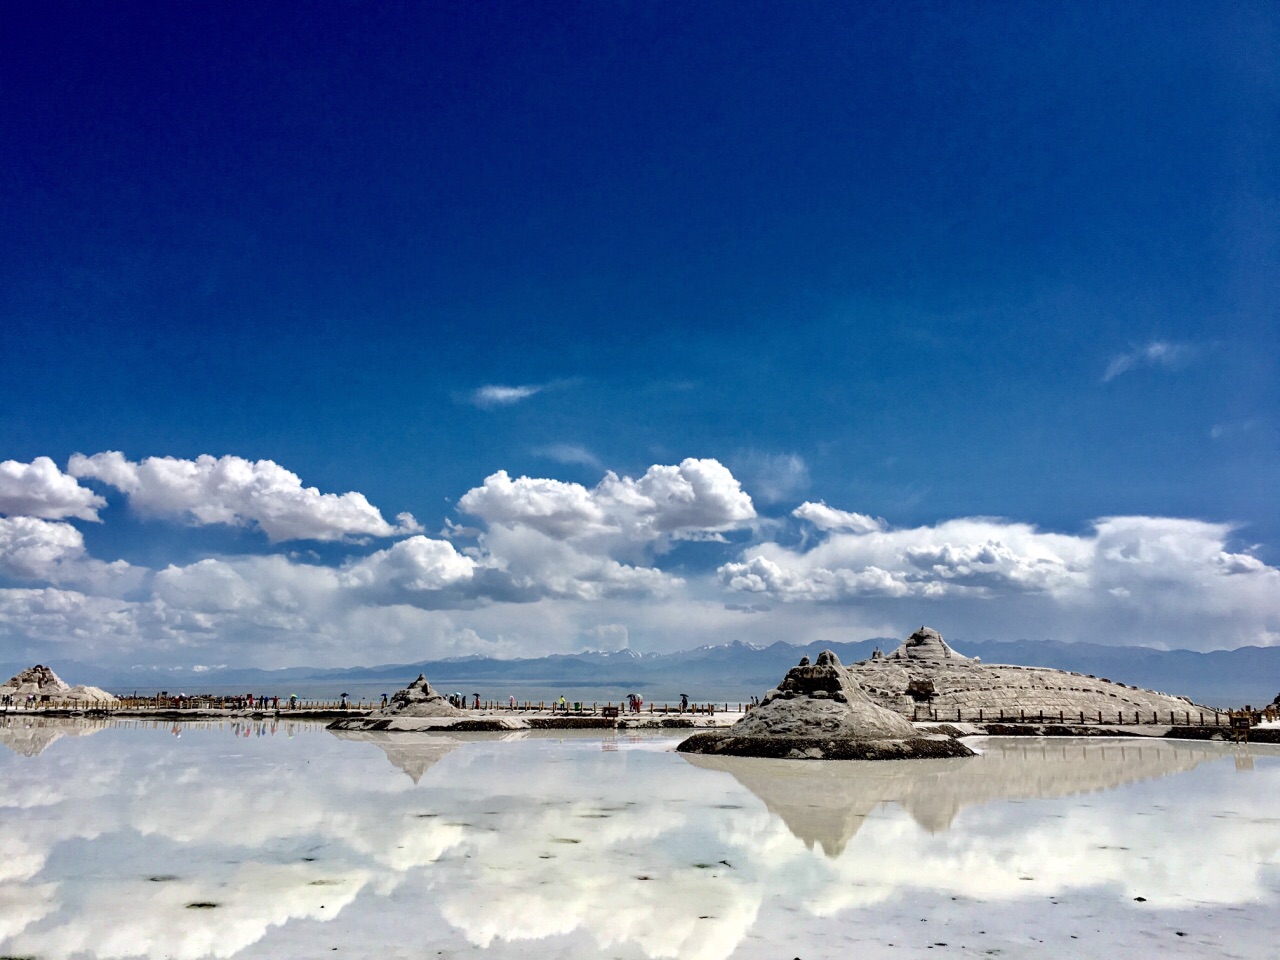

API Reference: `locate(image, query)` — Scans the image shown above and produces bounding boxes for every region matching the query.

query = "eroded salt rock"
[0,664,117,704]
[380,674,462,718]
[678,650,973,760]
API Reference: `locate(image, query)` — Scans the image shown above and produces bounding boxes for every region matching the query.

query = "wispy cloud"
[467,384,544,408]
[464,378,581,409]
[1102,340,1197,382]
[1210,420,1257,441]
[534,443,603,470]
[734,451,810,505]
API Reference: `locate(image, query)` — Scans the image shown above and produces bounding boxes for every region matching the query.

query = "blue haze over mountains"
[14,639,1279,709]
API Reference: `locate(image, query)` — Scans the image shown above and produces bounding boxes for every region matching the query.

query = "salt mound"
[380,674,461,718]
[734,649,916,740]
[678,650,973,760]
[63,684,118,703]
[885,625,969,661]
[4,664,70,693]
[0,665,118,704]
[853,626,1206,720]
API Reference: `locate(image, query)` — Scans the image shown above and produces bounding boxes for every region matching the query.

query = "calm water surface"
[3,718,1279,959]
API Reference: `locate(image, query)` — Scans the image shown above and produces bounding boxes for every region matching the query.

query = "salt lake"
[3,717,1279,959]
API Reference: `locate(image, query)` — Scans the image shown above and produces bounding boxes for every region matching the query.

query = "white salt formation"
[851,627,1208,720]
[0,664,117,705]
[678,649,974,760]
[734,649,917,740]
[378,674,461,718]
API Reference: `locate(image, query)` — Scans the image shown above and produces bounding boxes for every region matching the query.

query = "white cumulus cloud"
[719,509,1280,648]
[0,516,140,593]
[0,517,88,580]
[476,524,682,601]
[67,452,420,542]
[458,458,756,546]
[341,536,477,595]
[0,588,169,661]
[0,457,106,521]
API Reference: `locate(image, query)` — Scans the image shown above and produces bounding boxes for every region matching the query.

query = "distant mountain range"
[7,637,1280,708]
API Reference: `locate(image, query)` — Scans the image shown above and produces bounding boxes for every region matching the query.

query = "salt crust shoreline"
[12,710,1273,744]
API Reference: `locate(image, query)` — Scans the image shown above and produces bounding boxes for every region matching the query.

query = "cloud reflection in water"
[1,720,1278,959]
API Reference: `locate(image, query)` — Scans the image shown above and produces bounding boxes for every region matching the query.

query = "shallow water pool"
[3,718,1279,959]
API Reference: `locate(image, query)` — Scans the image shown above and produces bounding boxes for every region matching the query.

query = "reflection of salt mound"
[679,651,973,760]
[0,664,117,704]
[0,717,110,757]
[685,738,1226,857]
[855,626,1204,718]
[381,674,461,718]
[329,729,464,783]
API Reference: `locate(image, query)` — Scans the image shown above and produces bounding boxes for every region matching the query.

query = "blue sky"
[1,2,1276,669]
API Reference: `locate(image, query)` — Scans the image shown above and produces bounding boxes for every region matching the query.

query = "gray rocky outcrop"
[678,650,974,760]
[378,674,462,718]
